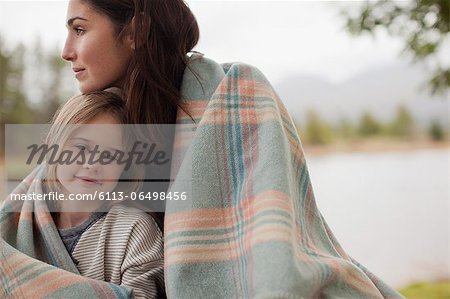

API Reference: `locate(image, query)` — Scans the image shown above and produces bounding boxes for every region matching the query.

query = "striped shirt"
[66,204,165,298]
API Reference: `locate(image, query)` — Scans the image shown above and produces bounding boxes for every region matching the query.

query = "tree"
[429,120,445,141]
[28,40,65,122]
[41,48,68,122]
[302,109,333,145]
[388,104,415,137]
[358,112,382,136]
[337,118,356,140]
[1,43,34,124]
[343,0,450,95]
[0,38,34,158]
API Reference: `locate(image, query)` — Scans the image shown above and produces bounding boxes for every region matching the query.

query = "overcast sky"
[0,1,409,84]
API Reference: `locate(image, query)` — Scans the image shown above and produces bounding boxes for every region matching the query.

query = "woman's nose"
[61,39,75,61]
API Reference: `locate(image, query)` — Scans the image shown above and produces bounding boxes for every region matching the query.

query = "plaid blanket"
[164,54,403,298]
[0,166,133,298]
[1,54,402,298]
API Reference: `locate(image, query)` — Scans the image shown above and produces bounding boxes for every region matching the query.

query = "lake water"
[306,148,450,288]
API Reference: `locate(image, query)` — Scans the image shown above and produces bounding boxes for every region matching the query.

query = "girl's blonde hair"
[44,91,143,198]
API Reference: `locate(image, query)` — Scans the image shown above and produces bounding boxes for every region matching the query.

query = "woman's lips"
[72,68,85,79]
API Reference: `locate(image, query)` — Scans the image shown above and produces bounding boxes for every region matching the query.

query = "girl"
[44,90,165,298]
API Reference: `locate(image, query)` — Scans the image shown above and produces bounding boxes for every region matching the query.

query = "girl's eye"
[104,151,119,161]
[74,144,88,151]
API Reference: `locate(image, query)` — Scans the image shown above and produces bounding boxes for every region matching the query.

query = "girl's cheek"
[109,165,124,180]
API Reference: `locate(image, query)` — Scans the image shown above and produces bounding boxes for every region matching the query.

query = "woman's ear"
[125,13,150,51]
[124,33,135,51]
[123,16,136,50]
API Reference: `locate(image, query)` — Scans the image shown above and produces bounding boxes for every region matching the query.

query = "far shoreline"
[303,138,449,157]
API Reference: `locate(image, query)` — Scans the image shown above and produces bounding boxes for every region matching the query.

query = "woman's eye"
[74,27,85,35]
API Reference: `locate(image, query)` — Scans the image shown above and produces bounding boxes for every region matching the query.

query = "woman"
[1,0,403,298]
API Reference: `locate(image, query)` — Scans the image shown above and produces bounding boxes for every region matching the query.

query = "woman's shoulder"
[187,52,264,78]
[183,52,269,100]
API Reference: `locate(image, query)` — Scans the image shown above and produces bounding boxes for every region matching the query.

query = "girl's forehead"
[69,123,124,151]
[87,113,121,125]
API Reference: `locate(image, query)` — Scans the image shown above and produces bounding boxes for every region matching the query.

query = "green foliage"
[303,110,333,145]
[295,107,446,145]
[0,38,34,157]
[343,0,450,95]
[0,33,75,157]
[337,118,356,139]
[41,46,69,122]
[30,40,71,123]
[388,104,415,137]
[399,281,450,299]
[429,120,446,141]
[358,112,382,136]
[0,39,34,124]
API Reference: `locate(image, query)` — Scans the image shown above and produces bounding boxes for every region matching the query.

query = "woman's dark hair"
[82,0,200,124]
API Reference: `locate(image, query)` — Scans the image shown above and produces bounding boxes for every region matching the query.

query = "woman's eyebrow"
[66,16,88,27]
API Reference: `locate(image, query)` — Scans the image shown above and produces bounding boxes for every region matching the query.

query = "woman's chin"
[78,81,102,94]
[78,84,92,94]
[79,83,118,94]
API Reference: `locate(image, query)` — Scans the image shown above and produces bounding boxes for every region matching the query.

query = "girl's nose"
[83,157,101,173]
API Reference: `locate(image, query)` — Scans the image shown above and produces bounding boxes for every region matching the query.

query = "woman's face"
[62,0,133,93]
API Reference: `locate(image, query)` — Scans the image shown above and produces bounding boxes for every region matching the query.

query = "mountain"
[273,63,449,128]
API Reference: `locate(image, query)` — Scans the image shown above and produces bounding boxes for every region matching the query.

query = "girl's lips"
[75,176,102,185]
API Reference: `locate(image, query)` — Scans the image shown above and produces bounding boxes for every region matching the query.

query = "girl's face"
[62,0,133,93]
[56,113,126,197]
